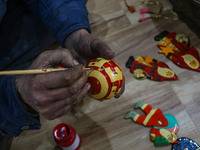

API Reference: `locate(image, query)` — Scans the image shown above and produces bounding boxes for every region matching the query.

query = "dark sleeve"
[25,0,91,46]
[0,76,40,137]
[0,0,7,22]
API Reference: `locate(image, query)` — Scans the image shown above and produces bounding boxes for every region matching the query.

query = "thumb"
[90,38,115,59]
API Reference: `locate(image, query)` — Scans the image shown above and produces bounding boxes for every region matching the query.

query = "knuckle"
[57,48,71,58]
[33,98,41,106]
[63,99,71,106]
[64,73,71,82]
[33,94,44,105]
[30,75,47,90]
[68,86,78,95]
[38,51,50,61]
[91,38,102,47]
[48,92,60,101]
[33,94,50,106]
[69,94,78,103]
[62,94,78,106]
[64,98,74,106]
[40,109,53,120]
[31,78,41,90]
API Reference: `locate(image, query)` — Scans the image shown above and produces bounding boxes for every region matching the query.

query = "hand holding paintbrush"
[14,49,91,120]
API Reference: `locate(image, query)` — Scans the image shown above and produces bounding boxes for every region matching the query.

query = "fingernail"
[86,83,91,89]
[107,50,115,56]
[73,60,79,65]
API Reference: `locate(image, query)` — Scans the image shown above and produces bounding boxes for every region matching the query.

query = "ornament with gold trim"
[85,58,123,100]
[155,31,200,72]
[126,55,178,81]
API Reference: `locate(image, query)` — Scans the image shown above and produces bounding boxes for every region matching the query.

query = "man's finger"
[90,38,115,59]
[37,64,85,88]
[74,82,91,104]
[45,72,88,100]
[40,94,78,120]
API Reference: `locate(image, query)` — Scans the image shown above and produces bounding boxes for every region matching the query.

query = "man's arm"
[0,0,7,22]
[25,0,91,46]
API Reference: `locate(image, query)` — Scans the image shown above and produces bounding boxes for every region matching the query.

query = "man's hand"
[15,49,90,120]
[64,29,115,64]
[64,29,125,98]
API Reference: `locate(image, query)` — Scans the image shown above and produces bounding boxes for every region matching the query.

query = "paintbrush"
[0,67,94,75]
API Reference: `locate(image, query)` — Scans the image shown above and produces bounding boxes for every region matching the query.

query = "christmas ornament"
[138,0,178,22]
[125,101,179,146]
[172,137,200,150]
[85,58,123,100]
[126,55,178,81]
[155,31,200,72]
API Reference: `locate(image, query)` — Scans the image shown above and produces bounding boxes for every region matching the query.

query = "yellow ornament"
[85,58,123,100]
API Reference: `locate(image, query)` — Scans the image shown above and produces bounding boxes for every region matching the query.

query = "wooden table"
[11,0,200,149]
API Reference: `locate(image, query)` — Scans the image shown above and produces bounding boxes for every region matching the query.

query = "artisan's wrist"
[15,76,38,117]
[0,75,41,136]
[64,29,90,48]
[20,99,39,117]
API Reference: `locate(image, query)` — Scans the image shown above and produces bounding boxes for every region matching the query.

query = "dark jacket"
[0,0,91,136]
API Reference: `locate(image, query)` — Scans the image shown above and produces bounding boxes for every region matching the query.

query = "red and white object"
[53,123,81,150]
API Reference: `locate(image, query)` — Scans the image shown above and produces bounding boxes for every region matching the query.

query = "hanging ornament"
[155,31,200,72]
[126,55,178,81]
[138,0,178,22]
[125,101,179,146]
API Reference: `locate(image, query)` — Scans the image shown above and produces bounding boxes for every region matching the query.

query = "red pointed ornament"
[155,31,200,72]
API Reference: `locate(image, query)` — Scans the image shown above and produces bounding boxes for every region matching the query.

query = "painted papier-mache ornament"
[126,55,178,81]
[155,31,200,72]
[125,101,179,146]
[85,57,123,100]
[172,137,200,150]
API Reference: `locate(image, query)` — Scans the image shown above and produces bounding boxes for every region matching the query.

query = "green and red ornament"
[125,101,179,146]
